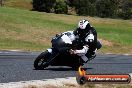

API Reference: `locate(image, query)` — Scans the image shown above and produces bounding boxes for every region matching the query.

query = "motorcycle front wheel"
[34,51,50,70]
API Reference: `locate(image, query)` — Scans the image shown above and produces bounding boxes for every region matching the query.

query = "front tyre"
[34,51,50,70]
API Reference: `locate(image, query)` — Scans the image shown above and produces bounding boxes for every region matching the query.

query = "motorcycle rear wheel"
[71,65,80,71]
[34,51,50,70]
[71,59,84,71]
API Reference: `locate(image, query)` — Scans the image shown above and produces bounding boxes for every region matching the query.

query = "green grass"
[4,0,32,10]
[97,22,132,45]
[0,38,46,50]
[0,7,132,53]
[0,7,75,51]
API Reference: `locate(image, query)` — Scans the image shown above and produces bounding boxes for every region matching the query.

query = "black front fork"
[45,48,59,65]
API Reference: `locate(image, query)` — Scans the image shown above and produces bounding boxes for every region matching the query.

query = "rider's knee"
[97,40,102,50]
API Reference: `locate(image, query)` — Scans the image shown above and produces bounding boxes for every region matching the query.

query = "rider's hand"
[69,49,75,54]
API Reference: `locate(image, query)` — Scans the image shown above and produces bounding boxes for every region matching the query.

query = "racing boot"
[85,50,96,62]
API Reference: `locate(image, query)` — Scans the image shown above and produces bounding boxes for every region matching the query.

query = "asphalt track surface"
[0,51,132,83]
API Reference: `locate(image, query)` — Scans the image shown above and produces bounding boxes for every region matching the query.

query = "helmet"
[78,19,90,29]
[74,19,91,37]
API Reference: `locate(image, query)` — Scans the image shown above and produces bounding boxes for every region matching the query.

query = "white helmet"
[74,19,91,37]
[78,19,90,29]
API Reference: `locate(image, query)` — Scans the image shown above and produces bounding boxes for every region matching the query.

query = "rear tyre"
[71,65,80,71]
[71,58,84,71]
[34,51,50,70]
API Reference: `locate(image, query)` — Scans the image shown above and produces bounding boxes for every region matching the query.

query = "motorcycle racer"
[52,19,102,63]
[34,19,102,70]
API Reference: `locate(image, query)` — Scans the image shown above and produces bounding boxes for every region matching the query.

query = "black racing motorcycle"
[34,32,102,70]
[34,33,85,70]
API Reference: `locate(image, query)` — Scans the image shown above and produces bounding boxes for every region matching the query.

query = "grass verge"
[0,7,132,53]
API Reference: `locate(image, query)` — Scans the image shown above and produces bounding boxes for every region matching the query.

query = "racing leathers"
[60,27,101,63]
